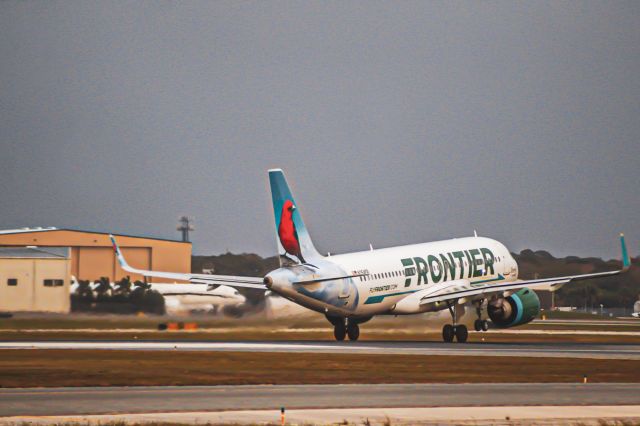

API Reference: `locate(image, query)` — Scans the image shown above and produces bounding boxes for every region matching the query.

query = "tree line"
[71,276,165,314]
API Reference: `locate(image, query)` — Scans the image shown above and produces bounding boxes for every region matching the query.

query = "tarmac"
[2,339,640,359]
[3,321,639,423]
[2,383,640,417]
[4,406,640,425]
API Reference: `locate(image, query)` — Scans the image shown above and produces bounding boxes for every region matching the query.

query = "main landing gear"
[474,319,489,332]
[442,300,490,342]
[442,301,468,343]
[473,300,489,332]
[327,316,360,341]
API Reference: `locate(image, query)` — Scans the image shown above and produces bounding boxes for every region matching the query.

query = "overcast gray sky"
[1,1,638,259]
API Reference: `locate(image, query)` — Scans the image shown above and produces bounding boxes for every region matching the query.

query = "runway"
[7,406,640,426]
[2,383,640,416]
[2,340,640,359]
[533,319,640,326]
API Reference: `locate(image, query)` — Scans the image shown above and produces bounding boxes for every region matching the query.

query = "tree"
[112,276,132,302]
[129,280,165,314]
[76,279,94,302]
[94,277,112,302]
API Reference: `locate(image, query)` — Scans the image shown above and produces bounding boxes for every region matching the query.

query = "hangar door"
[117,247,151,281]
[76,247,151,281]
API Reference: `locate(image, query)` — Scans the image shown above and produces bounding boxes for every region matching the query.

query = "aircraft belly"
[274,280,360,317]
[286,290,356,317]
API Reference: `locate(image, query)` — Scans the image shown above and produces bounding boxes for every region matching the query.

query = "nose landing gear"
[333,321,346,341]
[347,321,360,341]
[327,315,362,341]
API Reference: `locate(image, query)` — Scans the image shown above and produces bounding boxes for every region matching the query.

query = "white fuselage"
[267,236,518,318]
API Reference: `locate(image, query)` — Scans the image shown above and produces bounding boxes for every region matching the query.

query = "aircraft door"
[338,278,350,299]
[503,257,517,278]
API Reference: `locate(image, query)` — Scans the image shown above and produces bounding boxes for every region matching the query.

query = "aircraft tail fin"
[268,169,321,266]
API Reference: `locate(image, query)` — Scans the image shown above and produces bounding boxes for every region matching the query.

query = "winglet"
[109,234,129,270]
[620,233,631,270]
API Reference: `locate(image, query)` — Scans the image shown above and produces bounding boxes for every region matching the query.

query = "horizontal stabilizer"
[293,273,368,285]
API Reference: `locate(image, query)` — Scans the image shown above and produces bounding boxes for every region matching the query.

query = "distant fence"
[564,307,634,317]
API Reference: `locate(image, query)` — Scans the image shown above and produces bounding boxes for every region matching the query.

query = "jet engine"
[487,288,540,328]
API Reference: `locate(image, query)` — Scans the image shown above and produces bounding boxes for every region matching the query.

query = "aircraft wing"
[110,235,266,290]
[419,234,631,306]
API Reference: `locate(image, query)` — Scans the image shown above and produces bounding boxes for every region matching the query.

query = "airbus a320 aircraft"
[110,169,631,343]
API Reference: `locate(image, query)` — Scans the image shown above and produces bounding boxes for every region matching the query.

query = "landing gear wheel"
[442,324,455,343]
[455,324,468,343]
[347,323,360,341]
[334,323,346,341]
[474,319,482,332]
[481,320,489,331]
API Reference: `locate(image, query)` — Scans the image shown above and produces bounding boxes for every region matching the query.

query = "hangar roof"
[0,246,70,259]
[0,227,58,234]
[0,227,188,244]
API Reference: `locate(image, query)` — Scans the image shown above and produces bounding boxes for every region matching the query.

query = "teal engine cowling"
[488,288,540,328]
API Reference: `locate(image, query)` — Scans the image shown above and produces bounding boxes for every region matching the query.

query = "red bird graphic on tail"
[278,199,306,263]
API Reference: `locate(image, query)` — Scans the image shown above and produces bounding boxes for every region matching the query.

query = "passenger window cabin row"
[358,270,404,282]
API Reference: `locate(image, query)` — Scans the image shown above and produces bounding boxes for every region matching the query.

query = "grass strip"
[1,349,639,388]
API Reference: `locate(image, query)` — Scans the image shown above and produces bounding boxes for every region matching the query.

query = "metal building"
[0,247,71,313]
[0,228,191,282]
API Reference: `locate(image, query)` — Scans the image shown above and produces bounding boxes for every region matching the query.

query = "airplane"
[110,169,631,343]
[71,276,246,316]
[147,283,246,315]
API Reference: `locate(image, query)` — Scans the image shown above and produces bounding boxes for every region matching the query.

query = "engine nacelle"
[488,288,540,328]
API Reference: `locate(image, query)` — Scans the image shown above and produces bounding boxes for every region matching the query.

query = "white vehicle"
[110,169,631,343]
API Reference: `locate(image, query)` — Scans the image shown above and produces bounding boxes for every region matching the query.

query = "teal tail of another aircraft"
[269,169,321,266]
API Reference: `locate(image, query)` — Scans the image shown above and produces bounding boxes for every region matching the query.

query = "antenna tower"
[177,216,194,242]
